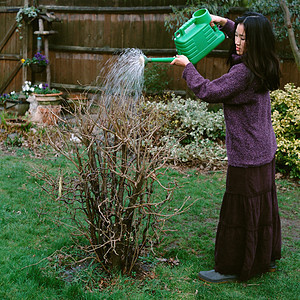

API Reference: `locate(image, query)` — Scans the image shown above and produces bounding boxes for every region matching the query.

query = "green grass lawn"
[0,148,299,299]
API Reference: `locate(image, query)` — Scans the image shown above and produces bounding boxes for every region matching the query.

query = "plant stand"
[33,18,58,87]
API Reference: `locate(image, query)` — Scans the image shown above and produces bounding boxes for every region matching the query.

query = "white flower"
[39,83,43,89]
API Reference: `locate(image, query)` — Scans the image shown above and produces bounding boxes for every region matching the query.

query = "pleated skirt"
[214,158,281,281]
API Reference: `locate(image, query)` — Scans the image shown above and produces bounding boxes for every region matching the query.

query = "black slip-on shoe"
[198,270,237,284]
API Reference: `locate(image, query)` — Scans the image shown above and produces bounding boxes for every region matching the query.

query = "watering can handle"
[212,24,218,31]
[175,17,196,38]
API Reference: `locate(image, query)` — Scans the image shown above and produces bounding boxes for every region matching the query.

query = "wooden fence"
[0,0,299,95]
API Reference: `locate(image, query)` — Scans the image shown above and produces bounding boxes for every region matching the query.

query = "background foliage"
[250,0,299,44]
[144,63,171,94]
[164,0,248,33]
[271,83,300,179]
[146,94,226,168]
[144,83,300,179]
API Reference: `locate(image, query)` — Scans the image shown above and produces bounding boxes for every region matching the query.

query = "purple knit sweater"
[182,20,277,167]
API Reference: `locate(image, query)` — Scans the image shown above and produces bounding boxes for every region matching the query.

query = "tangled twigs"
[34,49,195,275]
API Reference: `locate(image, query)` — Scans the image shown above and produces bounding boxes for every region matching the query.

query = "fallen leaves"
[156,256,180,267]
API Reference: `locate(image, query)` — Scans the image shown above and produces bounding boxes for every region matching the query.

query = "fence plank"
[0,61,22,94]
[0,21,17,52]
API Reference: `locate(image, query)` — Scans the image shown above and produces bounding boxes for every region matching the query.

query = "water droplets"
[100,48,145,112]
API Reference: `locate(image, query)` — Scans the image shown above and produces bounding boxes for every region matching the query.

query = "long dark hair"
[228,12,281,91]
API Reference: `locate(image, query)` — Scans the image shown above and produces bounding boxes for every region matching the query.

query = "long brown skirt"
[214,158,281,281]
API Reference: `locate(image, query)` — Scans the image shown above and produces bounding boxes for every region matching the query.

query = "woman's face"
[235,23,246,55]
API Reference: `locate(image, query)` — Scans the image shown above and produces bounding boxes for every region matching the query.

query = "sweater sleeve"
[182,62,253,104]
[219,19,235,40]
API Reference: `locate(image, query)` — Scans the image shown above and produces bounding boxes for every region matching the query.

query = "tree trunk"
[279,0,300,70]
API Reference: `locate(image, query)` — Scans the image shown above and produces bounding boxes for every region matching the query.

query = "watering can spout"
[139,55,174,66]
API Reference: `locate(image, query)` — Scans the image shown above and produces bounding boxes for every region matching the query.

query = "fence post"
[22,25,28,85]
[22,0,30,85]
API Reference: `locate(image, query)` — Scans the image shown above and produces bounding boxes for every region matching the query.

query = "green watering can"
[140,9,225,65]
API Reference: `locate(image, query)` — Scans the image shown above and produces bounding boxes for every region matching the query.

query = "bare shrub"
[35,49,194,275]
[35,90,193,275]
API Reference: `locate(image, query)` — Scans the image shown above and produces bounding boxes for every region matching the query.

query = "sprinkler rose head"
[139,54,150,65]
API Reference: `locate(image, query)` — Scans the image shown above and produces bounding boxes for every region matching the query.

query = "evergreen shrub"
[146,94,226,168]
[271,83,300,179]
[144,63,170,94]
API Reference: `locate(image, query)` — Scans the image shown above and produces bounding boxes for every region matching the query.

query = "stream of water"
[100,48,145,111]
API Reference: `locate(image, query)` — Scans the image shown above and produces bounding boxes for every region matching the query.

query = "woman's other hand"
[171,55,190,67]
[210,14,227,28]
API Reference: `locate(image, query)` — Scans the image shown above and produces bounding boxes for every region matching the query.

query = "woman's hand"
[170,55,190,67]
[210,14,227,28]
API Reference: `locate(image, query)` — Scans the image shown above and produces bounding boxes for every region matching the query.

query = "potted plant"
[1,91,29,116]
[31,83,62,125]
[0,82,35,115]
[0,93,10,108]
[33,83,62,104]
[22,81,36,96]
[22,52,49,73]
[16,5,40,39]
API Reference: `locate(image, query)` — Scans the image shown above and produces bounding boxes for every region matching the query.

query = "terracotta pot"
[34,92,63,105]
[33,92,63,125]
[35,105,61,125]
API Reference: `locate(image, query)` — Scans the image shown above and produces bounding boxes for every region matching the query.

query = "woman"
[171,12,281,283]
